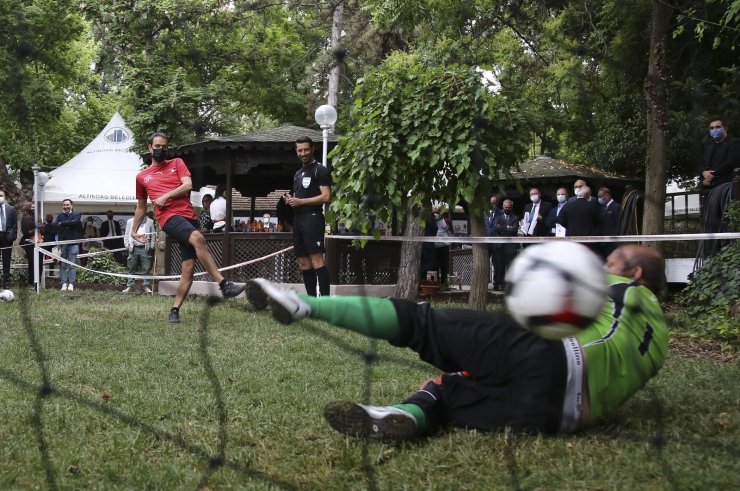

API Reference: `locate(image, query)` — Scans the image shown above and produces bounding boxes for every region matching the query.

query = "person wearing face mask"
[491,199,518,290]
[483,196,502,284]
[522,188,552,240]
[557,186,601,253]
[545,188,569,237]
[0,188,18,289]
[700,119,739,189]
[53,198,83,291]
[131,132,246,324]
[567,179,596,204]
[597,187,621,258]
[100,210,124,259]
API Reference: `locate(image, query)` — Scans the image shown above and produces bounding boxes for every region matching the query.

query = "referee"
[283,136,332,296]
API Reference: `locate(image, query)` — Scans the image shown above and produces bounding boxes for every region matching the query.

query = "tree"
[81,0,323,147]
[0,0,117,201]
[642,0,673,244]
[329,52,528,306]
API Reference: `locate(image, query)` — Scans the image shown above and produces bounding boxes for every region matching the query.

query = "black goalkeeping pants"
[388,299,568,434]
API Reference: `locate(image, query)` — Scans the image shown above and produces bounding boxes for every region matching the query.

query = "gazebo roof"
[173,124,338,155]
[508,155,640,182]
[163,124,339,199]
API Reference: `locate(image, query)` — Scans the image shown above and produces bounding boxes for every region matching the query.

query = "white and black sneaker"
[323,401,417,441]
[247,278,311,324]
[246,278,269,311]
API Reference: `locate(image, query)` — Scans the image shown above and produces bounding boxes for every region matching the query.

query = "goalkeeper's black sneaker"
[220,280,246,299]
[323,401,417,441]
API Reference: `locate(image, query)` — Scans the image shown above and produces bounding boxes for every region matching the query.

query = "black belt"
[133,245,146,248]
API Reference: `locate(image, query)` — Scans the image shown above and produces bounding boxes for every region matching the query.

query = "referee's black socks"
[302,267,330,297]
[301,269,318,296]
[315,266,330,297]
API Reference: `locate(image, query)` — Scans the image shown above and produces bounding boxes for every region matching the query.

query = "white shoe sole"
[323,401,417,440]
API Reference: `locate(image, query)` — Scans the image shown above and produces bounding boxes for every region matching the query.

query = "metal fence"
[165,233,401,285]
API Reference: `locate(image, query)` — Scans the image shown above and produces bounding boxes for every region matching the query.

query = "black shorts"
[390,299,567,434]
[162,216,199,261]
[292,211,325,257]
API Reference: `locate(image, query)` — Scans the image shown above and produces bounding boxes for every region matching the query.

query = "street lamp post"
[32,166,49,293]
[314,104,337,167]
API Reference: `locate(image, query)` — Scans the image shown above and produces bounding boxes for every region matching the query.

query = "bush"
[677,202,740,343]
[76,247,126,285]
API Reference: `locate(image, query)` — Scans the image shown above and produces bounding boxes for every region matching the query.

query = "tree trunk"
[395,200,423,300]
[327,2,343,110]
[642,0,673,250]
[468,214,489,310]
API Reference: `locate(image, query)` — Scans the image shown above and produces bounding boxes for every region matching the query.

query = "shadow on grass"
[4,287,739,490]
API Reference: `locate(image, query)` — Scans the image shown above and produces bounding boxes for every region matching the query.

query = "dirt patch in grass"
[669,334,738,364]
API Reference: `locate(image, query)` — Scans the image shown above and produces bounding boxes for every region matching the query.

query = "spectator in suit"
[491,199,518,290]
[483,196,501,285]
[432,205,454,289]
[522,188,553,240]
[558,186,601,254]
[0,188,18,289]
[100,210,124,250]
[545,188,569,236]
[597,187,621,258]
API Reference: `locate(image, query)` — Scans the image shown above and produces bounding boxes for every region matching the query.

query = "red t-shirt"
[136,158,198,227]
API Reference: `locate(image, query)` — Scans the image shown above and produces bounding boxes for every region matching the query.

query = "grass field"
[0,288,738,490]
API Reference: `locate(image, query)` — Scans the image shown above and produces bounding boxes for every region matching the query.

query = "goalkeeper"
[247,245,668,439]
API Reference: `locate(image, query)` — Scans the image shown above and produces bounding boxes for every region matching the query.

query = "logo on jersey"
[144,175,153,183]
[169,167,177,174]
[302,177,311,188]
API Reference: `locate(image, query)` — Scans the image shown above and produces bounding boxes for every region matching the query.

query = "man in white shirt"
[122,212,156,293]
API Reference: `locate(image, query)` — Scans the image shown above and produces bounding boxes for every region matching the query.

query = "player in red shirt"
[131,132,245,323]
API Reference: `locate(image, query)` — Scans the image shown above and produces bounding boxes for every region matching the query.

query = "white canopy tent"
[42,112,204,215]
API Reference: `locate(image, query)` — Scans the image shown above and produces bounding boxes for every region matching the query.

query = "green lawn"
[0,289,737,490]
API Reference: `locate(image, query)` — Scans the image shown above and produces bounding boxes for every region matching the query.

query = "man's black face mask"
[152,148,168,162]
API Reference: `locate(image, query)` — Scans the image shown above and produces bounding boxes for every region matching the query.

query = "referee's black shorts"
[390,299,567,434]
[292,211,325,257]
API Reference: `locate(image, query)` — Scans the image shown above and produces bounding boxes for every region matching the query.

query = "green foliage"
[81,0,317,148]
[677,202,740,341]
[76,248,126,285]
[329,52,529,237]
[0,0,119,197]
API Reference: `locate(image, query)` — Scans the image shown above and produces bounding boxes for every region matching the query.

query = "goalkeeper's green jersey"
[575,275,669,423]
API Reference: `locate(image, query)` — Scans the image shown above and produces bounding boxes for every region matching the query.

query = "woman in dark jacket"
[19,202,41,286]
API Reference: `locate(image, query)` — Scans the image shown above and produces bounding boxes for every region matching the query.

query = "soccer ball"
[505,241,608,339]
[0,289,15,302]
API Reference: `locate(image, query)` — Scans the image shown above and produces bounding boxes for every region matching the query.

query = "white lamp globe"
[314,104,337,128]
[37,172,49,187]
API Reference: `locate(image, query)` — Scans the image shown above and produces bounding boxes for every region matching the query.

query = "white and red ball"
[0,289,15,302]
[505,241,608,339]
